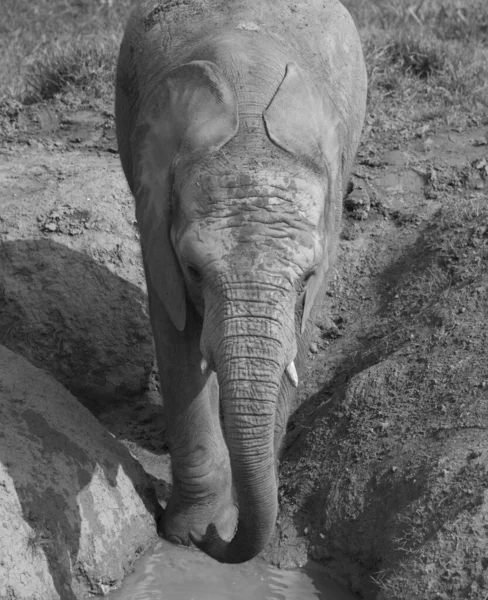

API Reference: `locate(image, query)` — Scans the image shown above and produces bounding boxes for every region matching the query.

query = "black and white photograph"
[0,1,487,598]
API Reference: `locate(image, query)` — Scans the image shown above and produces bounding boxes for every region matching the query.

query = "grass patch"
[25,514,56,558]
[344,0,488,126]
[1,0,488,118]
[366,31,488,104]
[0,0,131,103]
[345,0,488,43]
[23,39,119,104]
[381,34,445,79]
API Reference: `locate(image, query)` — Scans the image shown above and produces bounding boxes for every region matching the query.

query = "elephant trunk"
[193,279,296,563]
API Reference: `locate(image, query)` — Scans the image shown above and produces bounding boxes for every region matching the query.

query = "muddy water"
[108,540,355,600]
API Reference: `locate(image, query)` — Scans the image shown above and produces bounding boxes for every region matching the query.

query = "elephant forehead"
[224,233,319,269]
[179,195,322,262]
[179,217,321,278]
[177,168,326,225]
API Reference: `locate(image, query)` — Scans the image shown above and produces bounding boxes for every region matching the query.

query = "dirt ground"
[0,78,487,598]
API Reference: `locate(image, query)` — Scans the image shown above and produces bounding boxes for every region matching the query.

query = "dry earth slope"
[266,123,488,600]
[0,56,487,599]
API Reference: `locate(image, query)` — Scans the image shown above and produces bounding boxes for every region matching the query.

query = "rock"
[344,182,371,220]
[0,238,153,411]
[0,345,159,599]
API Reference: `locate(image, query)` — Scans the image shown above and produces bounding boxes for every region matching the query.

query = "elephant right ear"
[263,62,344,176]
[264,63,345,334]
[131,61,239,331]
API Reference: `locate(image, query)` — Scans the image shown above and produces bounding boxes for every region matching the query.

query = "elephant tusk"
[201,357,213,375]
[201,357,209,375]
[285,361,298,388]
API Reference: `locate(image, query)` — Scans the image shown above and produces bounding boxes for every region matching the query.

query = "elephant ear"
[131,61,239,331]
[263,62,344,332]
[263,62,344,174]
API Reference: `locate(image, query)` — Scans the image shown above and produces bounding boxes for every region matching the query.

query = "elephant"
[115,0,367,564]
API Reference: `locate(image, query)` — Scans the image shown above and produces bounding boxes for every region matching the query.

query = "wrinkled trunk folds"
[195,275,295,563]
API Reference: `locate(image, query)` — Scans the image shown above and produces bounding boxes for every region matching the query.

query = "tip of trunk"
[189,515,275,564]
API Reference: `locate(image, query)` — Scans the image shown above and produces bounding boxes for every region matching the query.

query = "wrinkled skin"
[115,0,367,564]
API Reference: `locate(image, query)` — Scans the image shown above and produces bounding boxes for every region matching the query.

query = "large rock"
[0,345,160,599]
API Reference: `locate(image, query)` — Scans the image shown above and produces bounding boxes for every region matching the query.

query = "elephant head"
[122,57,347,563]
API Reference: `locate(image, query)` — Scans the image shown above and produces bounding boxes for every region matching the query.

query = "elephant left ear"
[263,62,345,176]
[264,63,344,333]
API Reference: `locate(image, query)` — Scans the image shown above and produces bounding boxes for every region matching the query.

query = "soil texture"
[0,90,487,598]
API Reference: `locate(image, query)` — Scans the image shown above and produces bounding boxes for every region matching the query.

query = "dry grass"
[0,0,132,103]
[371,569,424,600]
[23,40,119,104]
[365,33,488,112]
[26,519,55,558]
[344,0,488,123]
[345,0,488,41]
[1,0,488,115]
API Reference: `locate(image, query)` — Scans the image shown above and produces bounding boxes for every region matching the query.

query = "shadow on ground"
[277,190,488,597]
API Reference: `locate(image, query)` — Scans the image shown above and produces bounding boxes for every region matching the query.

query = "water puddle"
[107,540,356,600]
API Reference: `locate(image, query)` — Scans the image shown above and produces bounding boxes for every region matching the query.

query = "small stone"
[425,188,439,199]
[344,185,371,220]
[100,583,110,595]
[236,22,260,31]
[309,342,318,354]
[416,124,431,138]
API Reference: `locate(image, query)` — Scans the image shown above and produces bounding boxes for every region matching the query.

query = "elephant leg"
[146,277,236,545]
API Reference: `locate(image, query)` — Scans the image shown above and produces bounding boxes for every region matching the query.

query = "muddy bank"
[0,97,487,597]
[265,126,488,599]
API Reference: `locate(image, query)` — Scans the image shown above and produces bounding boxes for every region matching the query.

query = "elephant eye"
[186,263,202,285]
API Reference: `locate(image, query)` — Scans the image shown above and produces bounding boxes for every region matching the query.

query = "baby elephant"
[115,0,366,563]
